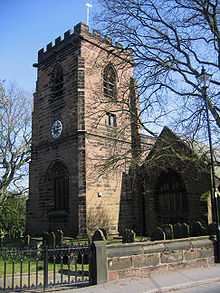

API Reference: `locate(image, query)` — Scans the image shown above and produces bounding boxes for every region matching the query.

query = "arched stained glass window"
[103,64,117,98]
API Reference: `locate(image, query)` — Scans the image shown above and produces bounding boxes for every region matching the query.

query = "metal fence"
[0,243,93,291]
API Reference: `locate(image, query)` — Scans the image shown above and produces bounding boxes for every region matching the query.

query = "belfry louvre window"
[51,162,69,211]
[103,64,117,98]
[52,64,64,98]
[106,112,117,127]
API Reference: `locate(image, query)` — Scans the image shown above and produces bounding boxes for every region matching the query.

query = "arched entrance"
[155,169,189,225]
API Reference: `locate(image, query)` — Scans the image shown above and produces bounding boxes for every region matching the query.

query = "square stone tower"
[26,23,136,236]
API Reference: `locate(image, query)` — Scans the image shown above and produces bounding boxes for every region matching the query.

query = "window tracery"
[103,64,117,98]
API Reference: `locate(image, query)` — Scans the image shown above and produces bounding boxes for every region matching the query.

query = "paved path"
[178,282,220,292]
[48,264,220,293]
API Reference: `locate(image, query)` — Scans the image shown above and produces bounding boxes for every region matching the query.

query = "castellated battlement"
[37,22,129,63]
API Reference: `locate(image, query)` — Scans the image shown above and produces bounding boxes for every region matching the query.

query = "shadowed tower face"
[26,23,135,236]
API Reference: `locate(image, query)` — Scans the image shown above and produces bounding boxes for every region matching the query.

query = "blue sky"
[0,0,98,93]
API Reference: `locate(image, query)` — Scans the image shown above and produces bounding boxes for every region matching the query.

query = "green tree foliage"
[0,194,26,239]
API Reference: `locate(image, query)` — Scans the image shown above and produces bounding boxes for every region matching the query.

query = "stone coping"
[106,236,213,258]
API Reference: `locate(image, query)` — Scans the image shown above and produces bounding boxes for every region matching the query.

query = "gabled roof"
[141,127,211,178]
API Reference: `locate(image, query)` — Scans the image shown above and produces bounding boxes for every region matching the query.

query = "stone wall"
[80,25,135,235]
[27,28,83,235]
[104,237,214,281]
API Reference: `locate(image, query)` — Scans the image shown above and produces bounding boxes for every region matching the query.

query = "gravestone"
[190,221,206,237]
[122,228,136,243]
[55,230,64,247]
[151,227,166,241]
[173,223,183,239]
[182,223,190,238]
[100,228,108,240]
[92,228,106,242]
[51,232,56,248]
[163,224,174,240]
[25,234,31,247]
[43,232,50,247]
[208,222,216,235]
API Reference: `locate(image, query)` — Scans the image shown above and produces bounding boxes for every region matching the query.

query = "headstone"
[92,228,106,242]
[182,223,190,238]
[51,232,56,248]
[43,232,50,247]
[190,221,207,237]
[47,233,53,248]
[48,232,56,248]
[173,223,183,239]
[55,230,64,247]
[163,224,174,240]
[25,234,31,247]
[208,222,216,235]
[151,227,166,241]
[122,228,136,243]
[100,228,108,240]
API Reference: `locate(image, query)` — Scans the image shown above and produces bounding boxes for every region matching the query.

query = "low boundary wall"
[92,236,214,283]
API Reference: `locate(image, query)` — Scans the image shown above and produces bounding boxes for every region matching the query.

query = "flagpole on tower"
[86,2,93,27]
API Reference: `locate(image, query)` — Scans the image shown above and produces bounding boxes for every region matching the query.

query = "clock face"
[51,120,63,139]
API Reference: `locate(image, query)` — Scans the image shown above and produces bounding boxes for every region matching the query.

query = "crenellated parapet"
[37,22,128,64]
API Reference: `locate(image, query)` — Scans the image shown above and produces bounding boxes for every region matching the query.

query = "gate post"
[90,241,107,285]
[43,246,48,290]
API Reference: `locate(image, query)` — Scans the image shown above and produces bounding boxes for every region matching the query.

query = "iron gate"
[0,243,93,291]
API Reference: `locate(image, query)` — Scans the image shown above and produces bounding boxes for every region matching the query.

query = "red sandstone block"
[108,271,119,281]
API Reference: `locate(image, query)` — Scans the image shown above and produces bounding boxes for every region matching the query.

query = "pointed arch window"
[155,169,188,225]
[103,64,117,99]
[51,162,69,211]
[52,64,64,98]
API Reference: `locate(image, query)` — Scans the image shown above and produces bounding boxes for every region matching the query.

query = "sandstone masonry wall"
[105,237,214,281]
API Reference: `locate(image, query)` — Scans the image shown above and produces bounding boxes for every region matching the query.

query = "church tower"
[26,23,135,236]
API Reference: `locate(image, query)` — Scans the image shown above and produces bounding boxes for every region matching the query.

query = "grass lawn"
[0,258,88,275]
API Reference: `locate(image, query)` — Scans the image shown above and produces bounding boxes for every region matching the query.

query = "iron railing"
[0,243,92,291]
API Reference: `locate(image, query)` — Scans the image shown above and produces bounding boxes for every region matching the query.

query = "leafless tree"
[0,81,31,209]
[96,0,220,148]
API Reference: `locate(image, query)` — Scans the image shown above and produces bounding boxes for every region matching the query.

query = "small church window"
[52,64,64,98]
[106,112,117,127]
[103,64,117,98]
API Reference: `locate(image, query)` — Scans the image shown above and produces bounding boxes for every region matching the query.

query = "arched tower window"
[52,64,64,98]
[51,162,69,211]
[155,169,189,225]
[103,64,117,98]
